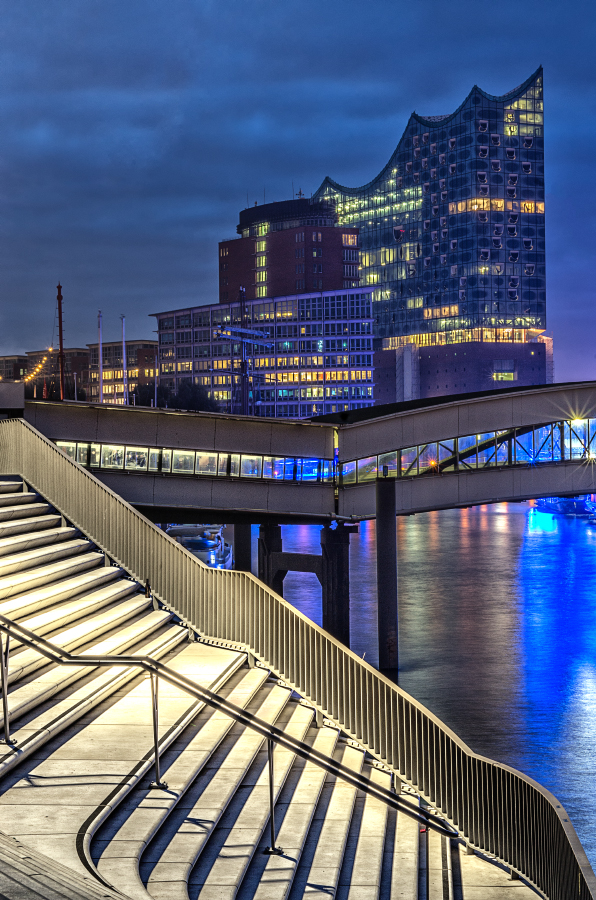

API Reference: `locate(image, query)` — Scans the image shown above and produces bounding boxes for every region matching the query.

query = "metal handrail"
[0,611,455,838]
[0,417,594,900]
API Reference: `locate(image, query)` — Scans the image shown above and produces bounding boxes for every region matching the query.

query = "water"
[276,503,596,870]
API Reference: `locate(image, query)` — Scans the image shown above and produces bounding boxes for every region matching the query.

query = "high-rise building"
[153,288,374,418]
[314,66,550,399]
[218,198,359,303]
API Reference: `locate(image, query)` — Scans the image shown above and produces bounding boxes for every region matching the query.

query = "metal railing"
[0,611,454,840]
[0,417,594,900]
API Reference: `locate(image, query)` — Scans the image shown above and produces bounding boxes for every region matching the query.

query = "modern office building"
[153,288,374,418]
[218,198,360,303]
[87,340,158,404]
[314,66,550,400]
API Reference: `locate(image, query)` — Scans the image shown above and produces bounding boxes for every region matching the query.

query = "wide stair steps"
[0,478,538,899]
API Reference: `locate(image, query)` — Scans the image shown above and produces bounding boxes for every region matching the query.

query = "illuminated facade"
[88,340,158,404]
[153,288,374,418]
[314,67,549,397]
[218,198,359,303]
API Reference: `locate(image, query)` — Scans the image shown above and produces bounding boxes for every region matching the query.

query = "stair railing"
[0,417,594,900]
[0,611,455,839]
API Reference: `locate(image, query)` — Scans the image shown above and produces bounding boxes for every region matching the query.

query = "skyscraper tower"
[314,67,550,399]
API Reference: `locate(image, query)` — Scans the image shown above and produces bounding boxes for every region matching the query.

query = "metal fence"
[1,417,593,900]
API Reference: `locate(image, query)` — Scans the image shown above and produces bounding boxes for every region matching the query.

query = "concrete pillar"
[320,523,355,647]
[258,524,285,597]
[234,522,252,572]
[376,476,398,677]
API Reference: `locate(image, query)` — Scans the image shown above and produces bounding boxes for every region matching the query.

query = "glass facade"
[341,419,595,484]
[314,68,545,348]
[154,288,375,417]
[56,417,595,488]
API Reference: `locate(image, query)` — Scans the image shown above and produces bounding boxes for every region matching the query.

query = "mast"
[57,283,65,401]
[98,310,103,404]
[121,315,128,404]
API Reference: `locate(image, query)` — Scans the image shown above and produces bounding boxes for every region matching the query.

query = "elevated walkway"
[0,419,593,899]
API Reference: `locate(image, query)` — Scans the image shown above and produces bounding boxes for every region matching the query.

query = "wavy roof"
[315,66,543,197]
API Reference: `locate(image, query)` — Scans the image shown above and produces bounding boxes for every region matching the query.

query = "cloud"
[0,0,594,380]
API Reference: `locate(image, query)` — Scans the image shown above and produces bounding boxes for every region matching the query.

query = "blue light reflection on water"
[279,503,596,869]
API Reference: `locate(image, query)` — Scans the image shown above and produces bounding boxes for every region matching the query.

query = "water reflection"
[280,502,596,869]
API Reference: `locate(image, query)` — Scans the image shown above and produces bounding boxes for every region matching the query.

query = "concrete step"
[1,610,179,748]
[0,538,92,577]
[286,742,365,900]
[0,480,24,494]
[0,550,105,600]
[0,565,126,621]
[0,492,39,508]
[188,701,315,900]
[6,593,153,683]
[338,765,391,900]
[385,792,421,900]
[247,723,339,900]
[0,642,245,882]
[94,665,270,899]
[0,829,125,900]
[0,526,80,558]
[0,513,62,538]
[141,682,296,900]
[0,502,51,523]
[11,577,141,647]
[428,821,453,900]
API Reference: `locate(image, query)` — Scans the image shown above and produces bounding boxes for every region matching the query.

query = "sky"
[1,0,595,381]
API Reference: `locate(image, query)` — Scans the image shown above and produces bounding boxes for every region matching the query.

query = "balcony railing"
[0,416,594,900]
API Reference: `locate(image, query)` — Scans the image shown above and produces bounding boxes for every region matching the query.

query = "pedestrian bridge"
[0,415,593,899]
[22,380,596,522]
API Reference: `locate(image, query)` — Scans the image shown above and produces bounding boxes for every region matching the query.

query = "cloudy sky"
[1,0,595,380]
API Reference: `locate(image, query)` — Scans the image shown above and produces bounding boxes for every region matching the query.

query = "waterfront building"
[87,339,158,404]
[314,66,550,399]
[218,198,360,303]
[153,287,374,417]
[0,355,28,381]
[25,347,89,399]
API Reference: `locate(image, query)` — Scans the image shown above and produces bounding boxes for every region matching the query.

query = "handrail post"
[0,632,15,746]
[263,737,283,855]
[149,671,168,790]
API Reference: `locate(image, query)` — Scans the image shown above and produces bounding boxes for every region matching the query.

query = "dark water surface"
[275,503,596,869]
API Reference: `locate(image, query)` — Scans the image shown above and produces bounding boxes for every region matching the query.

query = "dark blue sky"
[1,0,594,381]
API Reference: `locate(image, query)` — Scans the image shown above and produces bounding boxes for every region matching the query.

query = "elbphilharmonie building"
[314,67,550,399]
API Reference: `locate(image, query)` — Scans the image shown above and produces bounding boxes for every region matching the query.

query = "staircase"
[0,477,539,899]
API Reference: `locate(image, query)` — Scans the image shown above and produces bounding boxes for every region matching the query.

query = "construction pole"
[154,355,158,408]
[98,310,103,404]
[121,315,128,405]
[57,283,65,401]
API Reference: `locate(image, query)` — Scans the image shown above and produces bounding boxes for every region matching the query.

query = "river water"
[273,503,596,870]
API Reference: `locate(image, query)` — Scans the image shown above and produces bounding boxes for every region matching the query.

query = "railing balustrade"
[0,417,594,900]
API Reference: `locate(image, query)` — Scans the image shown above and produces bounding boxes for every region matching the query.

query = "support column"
[258,524,285,597]
[376,475,398,678]
[234,522,252,572]
[320,523,356,647]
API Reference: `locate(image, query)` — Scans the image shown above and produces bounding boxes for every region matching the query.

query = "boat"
[534,497,593,517]
[166,524,233,569]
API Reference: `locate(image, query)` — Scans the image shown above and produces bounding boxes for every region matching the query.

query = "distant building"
[313,66,549,399]
[0,355,28,381]
[87,340,158,404]
[218,198,360,304]
[153,288,374,418]
[25,348,89,399]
